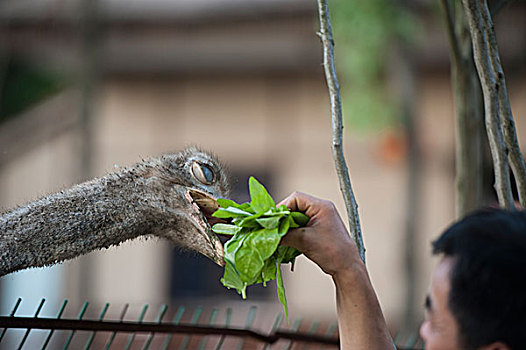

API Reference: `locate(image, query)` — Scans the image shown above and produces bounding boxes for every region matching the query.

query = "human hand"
[279,192,364,277]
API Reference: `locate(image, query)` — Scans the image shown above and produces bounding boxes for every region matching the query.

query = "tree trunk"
[441,0,485,218]
[462,0,516,209]
[389,43,421,332]
[316,0,365,263]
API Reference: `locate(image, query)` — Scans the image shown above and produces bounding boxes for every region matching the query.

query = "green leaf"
[234,214,261,229]
[224,234,246,262]
[221,260,245,292]
[217,198,242,209]
[278,204,289,212]
[249,177,276,213]
[239,203,255,213]
[291,212,310,227]
[256,216,282,229]
[261,258,277,286]
[246,228,281,261]
[212,223,242,235]
[263,210,289,217]
[235,244,265,284]
[212,206,252,218]
[276,263,289,321]
[288,215,299,229]
[277,246,302,265]
[223,206,253,216]
[253,274,264,285]
[278,217,290,237]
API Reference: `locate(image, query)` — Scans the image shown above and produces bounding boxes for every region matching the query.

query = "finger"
[277,193,297,210]
[278,192,318,215]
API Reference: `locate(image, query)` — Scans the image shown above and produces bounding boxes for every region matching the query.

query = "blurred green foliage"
[0,59,64,122]
[330,0,418,131]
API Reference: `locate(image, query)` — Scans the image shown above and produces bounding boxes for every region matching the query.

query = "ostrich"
[0,147,229,277]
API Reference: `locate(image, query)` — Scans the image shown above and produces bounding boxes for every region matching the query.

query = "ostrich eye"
[191,162,215,185]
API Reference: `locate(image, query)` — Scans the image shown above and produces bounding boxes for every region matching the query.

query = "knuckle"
[320,199,336,210]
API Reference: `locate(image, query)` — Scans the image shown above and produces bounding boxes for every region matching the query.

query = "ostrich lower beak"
[185,188,225,266]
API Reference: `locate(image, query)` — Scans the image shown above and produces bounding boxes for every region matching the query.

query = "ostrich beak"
[182,188,225,266]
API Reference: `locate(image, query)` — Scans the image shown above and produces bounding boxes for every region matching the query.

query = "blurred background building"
[0,0,525,342]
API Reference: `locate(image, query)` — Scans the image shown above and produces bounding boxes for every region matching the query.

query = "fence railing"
[0,298,423,349]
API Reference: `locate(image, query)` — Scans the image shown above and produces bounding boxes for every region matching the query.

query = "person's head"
[420,208,526,350]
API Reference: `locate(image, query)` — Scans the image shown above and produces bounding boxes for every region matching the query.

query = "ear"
[479,342,510,350]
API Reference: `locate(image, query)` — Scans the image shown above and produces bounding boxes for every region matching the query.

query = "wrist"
[331,260,369,287]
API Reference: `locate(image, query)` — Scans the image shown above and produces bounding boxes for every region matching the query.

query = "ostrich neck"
[0,167,154,276]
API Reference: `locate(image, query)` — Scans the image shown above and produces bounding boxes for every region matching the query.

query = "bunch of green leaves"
[211,177,309,320]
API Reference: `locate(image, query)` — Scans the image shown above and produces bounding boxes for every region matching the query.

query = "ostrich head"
[0,147,231,276]
[144,147,230,266]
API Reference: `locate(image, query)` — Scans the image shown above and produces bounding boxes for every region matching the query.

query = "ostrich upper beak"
[181,187,225,266]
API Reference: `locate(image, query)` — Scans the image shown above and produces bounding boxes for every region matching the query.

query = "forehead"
[423,257,463,349]
[429,257,457,320]
[432,257,455,296]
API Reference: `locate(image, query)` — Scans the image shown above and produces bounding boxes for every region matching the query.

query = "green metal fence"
[0,298,423,349]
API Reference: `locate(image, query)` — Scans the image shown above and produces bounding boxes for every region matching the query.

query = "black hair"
[432,208,526,350]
